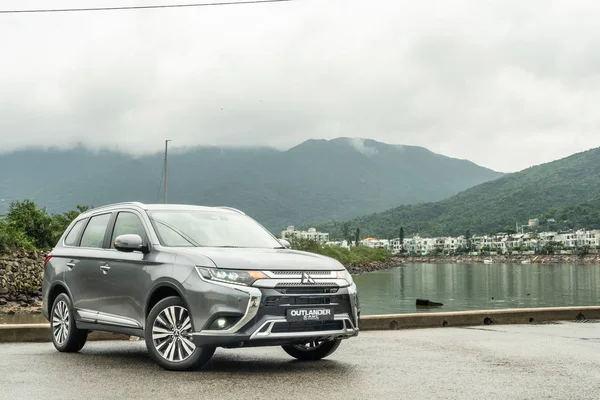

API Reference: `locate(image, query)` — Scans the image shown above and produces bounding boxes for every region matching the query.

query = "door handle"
[100,264,111,274]
[66,260,76,269]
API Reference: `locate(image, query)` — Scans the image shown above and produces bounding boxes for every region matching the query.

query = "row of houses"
[322,230,600,255]
[388,230,600,255]
[280,225,600,255]
[281,226,330,243]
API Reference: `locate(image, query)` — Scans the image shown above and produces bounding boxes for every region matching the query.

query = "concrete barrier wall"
[1,306,599,343]
[358,306,600,331]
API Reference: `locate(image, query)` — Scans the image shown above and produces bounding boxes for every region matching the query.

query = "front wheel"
[145,296,215,371]
[282,339,342,361]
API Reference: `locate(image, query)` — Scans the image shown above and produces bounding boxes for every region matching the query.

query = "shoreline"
[399,253,600,265]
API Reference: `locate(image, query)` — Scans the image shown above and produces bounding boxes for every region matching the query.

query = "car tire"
[281,339,342,361]
[50,293,89,352]
[145,296,215,371]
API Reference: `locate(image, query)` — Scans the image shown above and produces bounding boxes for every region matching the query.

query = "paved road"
[1,322,599,400]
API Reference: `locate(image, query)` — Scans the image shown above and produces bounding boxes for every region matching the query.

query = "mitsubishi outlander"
[41,202,360,370]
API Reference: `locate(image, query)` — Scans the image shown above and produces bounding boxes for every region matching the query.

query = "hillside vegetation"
[316,147,600,238]
[0,138,502,233]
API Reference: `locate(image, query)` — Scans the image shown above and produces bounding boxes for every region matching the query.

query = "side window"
[64,218,87,246]
[111,212,148,248]
[80,213,112,249]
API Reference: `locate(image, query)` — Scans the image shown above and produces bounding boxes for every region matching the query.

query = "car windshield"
[147,210,283,249]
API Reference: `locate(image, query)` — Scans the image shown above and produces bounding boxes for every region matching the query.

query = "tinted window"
[80,213,111,248]
[111,212,148,248]
[64,218,87,246]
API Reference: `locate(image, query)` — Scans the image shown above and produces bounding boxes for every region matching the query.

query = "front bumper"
[187,274,360,347]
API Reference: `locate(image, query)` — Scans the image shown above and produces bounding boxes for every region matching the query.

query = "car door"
[94,210,154,329]
[65,212,113,320]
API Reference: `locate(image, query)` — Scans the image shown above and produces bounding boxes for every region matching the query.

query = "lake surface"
[353,263,600,315]
[1,263,599,323]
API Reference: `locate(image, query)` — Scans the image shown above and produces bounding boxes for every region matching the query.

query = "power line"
[0,0,293,14]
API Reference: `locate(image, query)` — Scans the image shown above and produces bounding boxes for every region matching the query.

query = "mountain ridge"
[0,137,503,232]
[314,146,600,238]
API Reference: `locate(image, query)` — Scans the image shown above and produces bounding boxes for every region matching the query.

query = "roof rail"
[218,206,245,215]
[83,202,146,214]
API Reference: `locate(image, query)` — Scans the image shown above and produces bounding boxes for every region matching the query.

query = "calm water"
[353,263,600,315]
[2,263,599,323]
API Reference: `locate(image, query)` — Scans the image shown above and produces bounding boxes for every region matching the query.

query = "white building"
[325,240,350,249]
[359,238,390,250]
[281,226,329,244]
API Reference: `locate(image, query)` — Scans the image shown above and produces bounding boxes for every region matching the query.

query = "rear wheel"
[50,293,88,352]
[281,339,342,361]
[145,296,215,371]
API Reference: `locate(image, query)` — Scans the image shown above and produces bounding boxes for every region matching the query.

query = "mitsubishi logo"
[301,272,316,285]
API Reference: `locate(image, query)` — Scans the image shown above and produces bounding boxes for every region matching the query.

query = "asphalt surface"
[1,322,599,400]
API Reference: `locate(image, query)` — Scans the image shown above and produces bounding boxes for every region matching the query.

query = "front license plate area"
[286,307,334,322]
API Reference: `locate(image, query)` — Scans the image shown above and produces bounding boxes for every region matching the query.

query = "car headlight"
[196,267,267,286]
[336,269,354,285]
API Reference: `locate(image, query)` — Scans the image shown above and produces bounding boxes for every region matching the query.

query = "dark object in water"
[416,298,443,307]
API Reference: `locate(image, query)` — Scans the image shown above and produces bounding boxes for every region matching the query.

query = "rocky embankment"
[0,249,45,315]
[401,254,600,264]
[345,258,404,275]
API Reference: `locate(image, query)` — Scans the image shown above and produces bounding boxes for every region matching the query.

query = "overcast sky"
[1,0,599,172]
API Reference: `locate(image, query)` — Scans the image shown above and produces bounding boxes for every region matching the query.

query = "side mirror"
[278,239,291,249]
[114,234,147,253]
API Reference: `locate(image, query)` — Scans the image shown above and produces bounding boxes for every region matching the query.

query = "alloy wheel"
[52,300,70,345]
[152,306,196,362]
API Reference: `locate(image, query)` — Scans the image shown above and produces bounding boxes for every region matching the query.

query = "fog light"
[216,318,227,328]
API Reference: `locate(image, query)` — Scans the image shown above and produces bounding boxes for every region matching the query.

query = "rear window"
[64,218,87,246]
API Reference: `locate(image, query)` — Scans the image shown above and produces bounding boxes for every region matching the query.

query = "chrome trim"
[75,309,142,328]
[263,270,337,278]
[195,269,262,334]
[252,278,349,288]
[347,283,360,326]
[249,314,358,340]
[76,309,98,323]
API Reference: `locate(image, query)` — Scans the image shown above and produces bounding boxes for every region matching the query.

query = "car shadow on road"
[75,342,353,375]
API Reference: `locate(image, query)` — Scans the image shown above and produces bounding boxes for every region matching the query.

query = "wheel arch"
[145,281,191,319]
[47,282,74,316]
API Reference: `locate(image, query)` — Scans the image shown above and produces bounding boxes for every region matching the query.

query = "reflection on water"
[353,263,600,315]
[0,313,47,324]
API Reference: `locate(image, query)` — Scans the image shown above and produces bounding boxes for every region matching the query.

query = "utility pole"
[163,139,171,204]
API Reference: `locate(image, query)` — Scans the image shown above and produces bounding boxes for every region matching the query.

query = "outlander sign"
[301,272,316,285]
[286,307,334,322]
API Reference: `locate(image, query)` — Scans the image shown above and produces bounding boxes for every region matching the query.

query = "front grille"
[264,296,333,306]
[271,320,344,333]
[275,282,334,287]
[275,287,339,295]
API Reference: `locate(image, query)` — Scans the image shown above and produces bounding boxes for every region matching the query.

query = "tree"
[399,227,405,247]
[465,229,472,251]
[6,200,54,249]
[341,222,351,245]
[355,227,360,247]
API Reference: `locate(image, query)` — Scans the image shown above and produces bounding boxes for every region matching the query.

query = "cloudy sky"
[1,0,599,172]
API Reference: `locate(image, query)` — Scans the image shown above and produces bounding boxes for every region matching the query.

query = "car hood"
[176,247,345,271]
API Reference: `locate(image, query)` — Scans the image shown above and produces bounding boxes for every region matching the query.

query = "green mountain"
[0,138,502,232]
[316,147,600,238]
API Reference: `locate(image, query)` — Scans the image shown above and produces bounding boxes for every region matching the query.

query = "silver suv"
[41,202,360,370]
